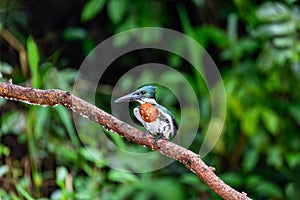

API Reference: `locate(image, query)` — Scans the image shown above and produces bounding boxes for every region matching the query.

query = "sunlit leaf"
[50,189,62,200]
[27,36,40,88]
[0,165,8,177]
[16,184,35,200]
[241,108,260,136]
[81,0,105,22]
[0,145,10,157]
[254,21,296,38]
[256,2,290,22]
[107,0,127,24]
[56,166,68,187]
[286,152,300,168]
[272,36,294,48]
[261,108,280,135]
[0,62,13,75]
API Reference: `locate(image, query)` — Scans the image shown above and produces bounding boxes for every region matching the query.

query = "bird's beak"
[114,92,140,103]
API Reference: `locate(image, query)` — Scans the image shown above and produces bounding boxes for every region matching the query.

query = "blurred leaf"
[63,27,87,40]
[286,152,300,168]
[220,172,243,188]
[50,189,62,200]
[0,62,13,75]
[257,44,276,71]
[167,54,183,68]
[107,0,127,24]
[253,21,296,38]
[108,170,139,183]
[243,149,259,172]
[233,0,256,24]
[80,147,106,168]
[291,62,300,80]
[267,146,283,169]
[255,180,283,199]
[113,18,137,47]
[27,36,40,88]
[56,166,68,187]
[264,71,282,91]
[55,106,79,147]
[256,2,291,22]
[251,131,270,152]
[0,145,10,157]
[1,111,26,134]
[285,183,299,200]
[81,0,105,22]
[16,184,35,200]
[83,37,96,56]
[248,175,283,198]
[289,105,300,126]
[0,165,9,177]
[137,28,162,45]
[33,172,43,188]
[180,174,201,185]
[34,107,49,139]
[178,4,204,84]
[147,179,184,200]
[196,25,228,48]
[261,108,280,135]
[272,36,294,48]
[241,108,260,136]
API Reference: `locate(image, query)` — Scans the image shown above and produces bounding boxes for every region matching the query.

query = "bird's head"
[114,85,156,104]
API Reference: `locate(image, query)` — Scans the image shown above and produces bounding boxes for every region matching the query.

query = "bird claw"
[143,132,167,147]
[154,133,165,146]
[143,131,150,137]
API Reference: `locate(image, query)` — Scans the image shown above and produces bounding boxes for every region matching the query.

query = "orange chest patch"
[139,102,159,123]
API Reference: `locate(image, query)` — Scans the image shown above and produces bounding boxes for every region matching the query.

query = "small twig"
[0,81,251,200]
[1,28,28,76]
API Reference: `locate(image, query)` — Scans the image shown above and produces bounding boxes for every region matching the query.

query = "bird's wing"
[156,105,178,138]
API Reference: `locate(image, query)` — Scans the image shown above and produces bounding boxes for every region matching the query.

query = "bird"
[114,85,178,143]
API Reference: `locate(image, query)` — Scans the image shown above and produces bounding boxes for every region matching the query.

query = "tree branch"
[0,81,251,200]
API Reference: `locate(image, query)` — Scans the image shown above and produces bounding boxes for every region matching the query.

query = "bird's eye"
[141,90,146,95]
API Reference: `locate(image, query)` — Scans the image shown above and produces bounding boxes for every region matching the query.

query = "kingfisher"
[114,85,178,143]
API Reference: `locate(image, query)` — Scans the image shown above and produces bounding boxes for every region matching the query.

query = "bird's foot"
[143,131,150,137]
[154,133,166,146]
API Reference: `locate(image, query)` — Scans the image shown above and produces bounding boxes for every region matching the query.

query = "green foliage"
[81,0,106,22]
[107,0,127,24]
[223,1,300,199]
[26,36,40,88]
[63,27,87,41]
